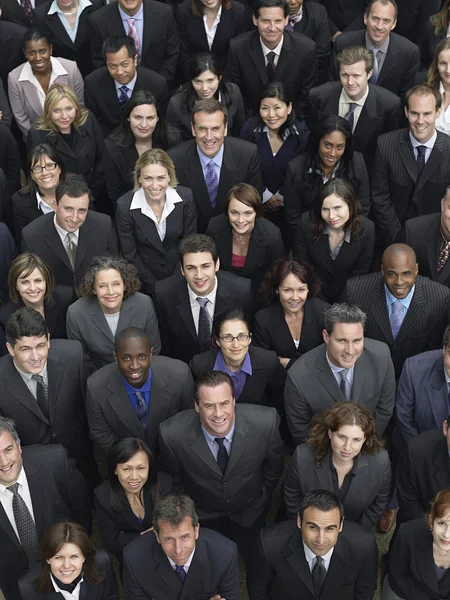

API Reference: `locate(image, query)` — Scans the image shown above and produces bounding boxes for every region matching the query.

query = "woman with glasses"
[189,308,285,409]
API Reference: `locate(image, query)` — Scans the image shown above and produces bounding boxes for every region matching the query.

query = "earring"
[276,290,279,295]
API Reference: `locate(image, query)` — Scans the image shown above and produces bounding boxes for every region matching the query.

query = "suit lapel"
[351,351,369,403]
[45,220,72,272]
[274,33,293,83]
[416,134,445,194]
[354,87,382,138]
[377,42,397,85]
[74,215,92,270]
[392,280,425,348]
[314,462,333,490]
[249,32,268,86]
[313,236,333,275]
[89,298,115,344]
[153,543,182,595]
[398,131,419,183]
[242,221,268,277]
[106,374,144,437]
[176,283,198,343]
[117,294,139,331]
[432,438,450,492]
[429,356,449,429]
[47,357,65,425]
[3,360,48,422]
[183,147,213,221]
[44,12,76,49]
[25,460,47,538]
[416,533,440,594]
[316,350,342,402]
[214,274,235,317]
[426,216,441,280]
[189,421,223,476]
[368,278,393,344]
[225,409,249,475]
[180,538,206,600]
[286,535,315,596]
[148,367,173,444]
[0,502,21,551]
[320,539,351,598]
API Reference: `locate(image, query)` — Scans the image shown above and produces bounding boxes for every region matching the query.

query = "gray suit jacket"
[66,292,161,370]
[285,338,396,446]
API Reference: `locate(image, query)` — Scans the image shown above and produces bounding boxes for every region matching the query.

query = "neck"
[332,452,354,471]
[34,64,52,77]
[223,356,244,372]
[367,34,387,49]
[145,193,165,208]
[204,4,219,15]
[23,298,45,312]
[320,161,335,179]
[284,305,303,319]
[39,187,57,202]
[261,37,282,51]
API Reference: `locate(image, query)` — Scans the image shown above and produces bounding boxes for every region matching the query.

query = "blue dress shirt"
[213,350,252,400]
[119,3,144,52]
[201,420,235,461]
[197,144,224,185]
[120,368,152,414]
[384,284,415,319]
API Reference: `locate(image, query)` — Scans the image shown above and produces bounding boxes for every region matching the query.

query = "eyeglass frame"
[217,333,251,343]
[30,162,58,175]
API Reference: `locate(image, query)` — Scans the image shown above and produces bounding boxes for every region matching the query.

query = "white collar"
[340,84,369,107]
[167,547,196,570]
[409,129,437,150]
[260,36,284,58]
[187,276,218,305]
[48,0,92,15]
[130,186,183,211]
[53,213,80,241]
[203,4,221,22]
[19,56,67,82]
[0,467,26,494]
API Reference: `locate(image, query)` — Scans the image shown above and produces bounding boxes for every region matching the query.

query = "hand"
[331,31,342,42]
[208,596,225,600]
[0,111,3,120]
[140,527,154,535]
[279,357,291,368]
[265,195,283,212]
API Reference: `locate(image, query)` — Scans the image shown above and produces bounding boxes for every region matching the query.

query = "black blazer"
[154,269,253,364]
[85,65,169,138]
[176,0,246,79]
[0,20,27,89]
[27,113,105,197]
[311,0,368,36]
[225,29,317,118]
[11,190,47,242]
[0,168,14,235]
[0,222,17,304]
[252,297,330,368]
[0,0,47,27]
[206,214,285,295]
[293,1,330,73]
[294,213,375,304]
[189,345,286,409]
[0,122,21,195]
[18,550,119,600]
[116,186,197,296]
[419,18,445,70]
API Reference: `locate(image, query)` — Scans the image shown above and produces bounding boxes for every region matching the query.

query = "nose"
[213,404,224,419]
[348,76,354,85]
[317,530,326,545]
[29,281,36,290]
[130,358,139,370]
[231,337,239,347]
[345,342,354,355]
[30,348,40,361]
[63,557,71,568]
[174,539,182,555]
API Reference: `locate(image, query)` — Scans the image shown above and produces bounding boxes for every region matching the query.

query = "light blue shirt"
[384,284,415,319]
[114,72,137,100]
[326,353,355,391]
[119,3,144,52]
[409,130,437,164]
[201,420,235,462]
[197,144,224,185]
[48,0,92,42]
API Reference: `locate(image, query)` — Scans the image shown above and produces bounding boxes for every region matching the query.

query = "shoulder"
[403,349,442,371]
[405,213,440,234]
[160,409,198,433]
[124,527,157,561]
[409,428,447,452]
[229,30,255,49]
[287,152,308,173]
[117,190,134,209]
[143,0,173,17]
[48,338,83,360]
[56,57,79,73]
[236,403,279,427]
[217,269,251,292]
[292,442,316,464]
[260,520,298,550]
[86,210,113,228]
[137,66,167,87]
[224,135,258,155]
[67,296,91,317]
[124,291,154,309]
[339,520,376,554]
[8,62,26,80]
[303,0,328,19]
[416,275,450,299]
[289,344,324,373]
[389,32,419,54]
[361,216,375,234]
[190,350,217,372]
[155,274,183,299]
[255,217,282,237]
[286,30,316,52]
[199,527,238,555]
[369,84,402,108]
[151,355,191,378]
[176,185,194,203]
[362,337,392,359]
[334,29,364,49]
[23,443,68,467]
[346,272,381,292]
[437,130,450,150]
[248,345,279,367]
[309,81,341,98]
[93,479,112,505]
[22,212,54,236]
[207,214,229,232]
[94,549,112,572]
[85,67,109,86]
[168,139,197,160]
[397,518,430,541]
[88,362,119,387]
[91,2,118,22]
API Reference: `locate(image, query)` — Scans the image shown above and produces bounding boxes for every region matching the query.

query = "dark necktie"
[345,103,357,131]
[215,437,229,473]
[197,297,211,352]
[118,85,129,109]
[312,555,326,596]
[31,374,50,420]
[369,49,380,84]
[6,483,40,568]
[134,391,148,433]
[66,232,77,271]
[438,240,450,274]
[175,565,186,584]
[390,300,404,340]
[205,160,218,208]
[339,369,350,400]
[416,145,426,175]
[266,51,276,82]
[20,0,34,22]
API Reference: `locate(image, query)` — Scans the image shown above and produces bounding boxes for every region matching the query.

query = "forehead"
[193,111,225,128]
[334,423,365,437]
[32,153,52,165]
[57,194,89,209]
[117,336,150,355]
[158,517,195,536]
[220,318,248,332]
[197,382,233,405]
[340,60,367,75]
[368,0,396,18]
[26,38,50,51]
[257,6,286,19]
[95,268,122,283]
[303,506,341,528]
[382,252,416,271]
[330,322,364,339]
[53,543,82,556]
[321,130,346,144]
[141,163,169,177]
[194,70,217,80]
[119,449,149,466]
[53,98,75,109]
[0,430,18,451]
[439,49,450,61]
[18,267,44,279]
[182,251,214,267]
[13,334,48,349]
[407,93,436,112]
[280,272,304,287]
[229,197,255,212]
[131,104,156,117]
[106,46,131,61]
[322,193,346,207]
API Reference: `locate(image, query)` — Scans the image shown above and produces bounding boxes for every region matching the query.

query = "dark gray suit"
[285,338,396,446]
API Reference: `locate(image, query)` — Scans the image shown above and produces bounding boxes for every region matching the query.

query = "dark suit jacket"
[310,0,368,36]
[0,444,90,600]
[252,297,330,368]
[0,20,27,89]
[116,186,197,296]
[89,0,179,84]
[123,527,240,600]
[159,404,284,526]
[331,30,420,99]
[21,210,119,297]
[247,519,378,600]
[85,66,169,138]
[397,429,450,524]
[344,273,450,377]
[372,128,450,245]
[86,356,194,453]
[419,18,445,70]
[0,222,16,303]
[283,444,391,527]
[0,0,47,27]
[0,122,21,195]
[293,0,330,73]
[154,269,253,363]
[11,190,46,243]
[168,136,263,232]
[225,29,317,118]
[189,345,286,409]
[308,81,401,173]
[176,0,246,78]
[285,338,396,446]
[395,0,441,43]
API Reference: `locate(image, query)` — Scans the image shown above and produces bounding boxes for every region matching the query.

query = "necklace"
[62,8,77,14]
[232,229,250,245]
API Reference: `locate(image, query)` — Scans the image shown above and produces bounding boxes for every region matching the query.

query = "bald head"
[381,244,418,300]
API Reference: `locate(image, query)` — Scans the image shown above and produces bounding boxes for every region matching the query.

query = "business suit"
[419,18,445,70]
[0,78,13,129]
[395,349,449,442]
[343,273,450,377]
[372,128,450,245]
[311,0,368,36]
[154,269,253,364]
[331,31,420,99]
[168,136,263,232]
[0,21,27,89]
[86,355,193,453]
[225,29,317,118]
[0,125,22,198]
[283,443,391,527]
[67,292,161,370]
[285,338,396,446]
[11,190,52,242]
[21,210,119,297]
[0,444,91,600]
[158,403,284,527]
[116,186,197,296]
[0,0,47,27]
[292,0,330,73]
[0,223,17,304]
[308,81,402,173]
[395,0,441,43]
[189,345,286,409]
[123,526,240,600]
[247,519,378,600]
[85,65,169,138]
[89,0,180,84]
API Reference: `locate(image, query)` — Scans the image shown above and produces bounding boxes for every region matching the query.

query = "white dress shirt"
[130,186,183,242]
[338,85,370,132]
[36,191,55,215]
[0,468,36,541]
[203,6,222,50]
[114,72,137,101]
[53,214,80,250]
[168,548,196,574]
[51,574,84,600]
[409,129,437,164]
[187,277,218,334]
[303,542,334,573]
[260,36,284,67]
[18,57,68,113]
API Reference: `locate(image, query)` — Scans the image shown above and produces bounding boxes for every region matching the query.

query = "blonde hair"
[133,148,178,192]
[35,83,89,133]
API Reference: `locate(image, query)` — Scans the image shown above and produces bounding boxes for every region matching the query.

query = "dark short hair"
[23,28,51,50]
[324,303,367,334]
[79,254,141,299]
[179,234,218,264]
[258,81,295,140]
[55,179,92,204]
[298,490,344,522]
[192,98,228,126]
[224,183,264,218]
[307,115,354,171]
[259,258,321,305]
[405,84,442,111]
[253,0,288,18]
[114,326,152,354]
[102,35,137,60]
[0,418,20,445]
[365,0,398,19]
[26,144,65,195]
[5,307,49,347]
[213,308,250,344]
[153,494,199,533]
[8,253,55,304]
[194,370,234,404]
[443,324,450,348]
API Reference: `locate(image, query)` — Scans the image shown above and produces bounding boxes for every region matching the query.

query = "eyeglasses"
[218,333,250,343]
[30,162,58,174]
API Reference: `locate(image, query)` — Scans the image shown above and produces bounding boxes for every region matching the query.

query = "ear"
[366,69,373,81]
[322,329,329,344]
[113,352,118,363]
[252,14,258,27]
[414,263,419,277]
[363,12,368,26]
[297,514,302,530]
[6,342,15,359]
[443,420,448,436]
[214,258,220,272]
[404,105,409,120]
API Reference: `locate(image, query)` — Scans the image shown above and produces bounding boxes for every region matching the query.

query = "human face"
[260,97,292,132]
[57,0,77,11]
[115,336,152,387]
[318,130,346,171]
[323,322,364,369]
[278,272,308,315]
[105,46,137,85]
[339,60,371,102]
[16,268,46,307]
[155,517,199,566]
[128,104,159,142]
[297,507,343,557]
[405,93,440,144]
[216,319,251,368]
[192,70,220,100]
[253,7,288,50]
[432,510,450,552]
[30,154,61,194]
[6,334,50,374]
[228,197,257,236]
[114,450,149,495]
[51,98,76,134]
[93,269,125,315]
[139,163,170,204]
[195,381,236,437]
[192,111,227,158]
[287,0,302,16]
[381,252,418,299]
[24,39,52,73]
[47,543,85,585]
[364,1,396,48]
[181,251,219,296]
[438,49,450,87]
[321,193,350,230]
[54,193,89,232]
[118,0,142,16]
[0,431,23,487]
[199,0,221,10]
[329,424,366,464]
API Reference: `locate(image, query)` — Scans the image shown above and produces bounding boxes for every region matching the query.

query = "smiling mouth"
[0,464,13,473]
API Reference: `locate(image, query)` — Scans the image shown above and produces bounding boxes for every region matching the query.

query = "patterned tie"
[20,0,34,23]
[339,369,351,400]
[31,374,50,421]
[7,483,40,568]
[127,18,141,63]
[390,300,404,340]
[197,297,211,352]
[266,51,276,82]
[285,9,302,31]
[175,565,187,584]
[345,103,357,131]
[369,49,380,84]
[134,391,148,433]
[215,437,229,473]
[312,556,326,596]
[437,240,450,274]
[416,145,427,175]
[66,232,77,270]
[118,85,129,109]
[205,160,218,208]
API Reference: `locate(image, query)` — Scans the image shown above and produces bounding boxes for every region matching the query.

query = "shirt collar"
[262,124,290,141]
[214,350,253,376]
[167,547,196,570]
[384,283,415,310]
[120,367,152,395]
[203,4,221,23]
[187,276,218,305]
[197,143,224,170]
[114,71,137,93]
[36,191,55,212]
[53,213,80,241]
[340,84,369,107]
[130,186,183,212]
[409,129,437,150]
[326,353,355,374]
[119,2,143,21]
[201,418,236,445]
[365,32,390,55]
[303,541,334,566]
[0,466,26,494]
[323,224,351,243]
[48,0,92,15]
[19,56,67,82]
[13,361,48,382]
[260,36,284,58]
[50,573,84,598]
